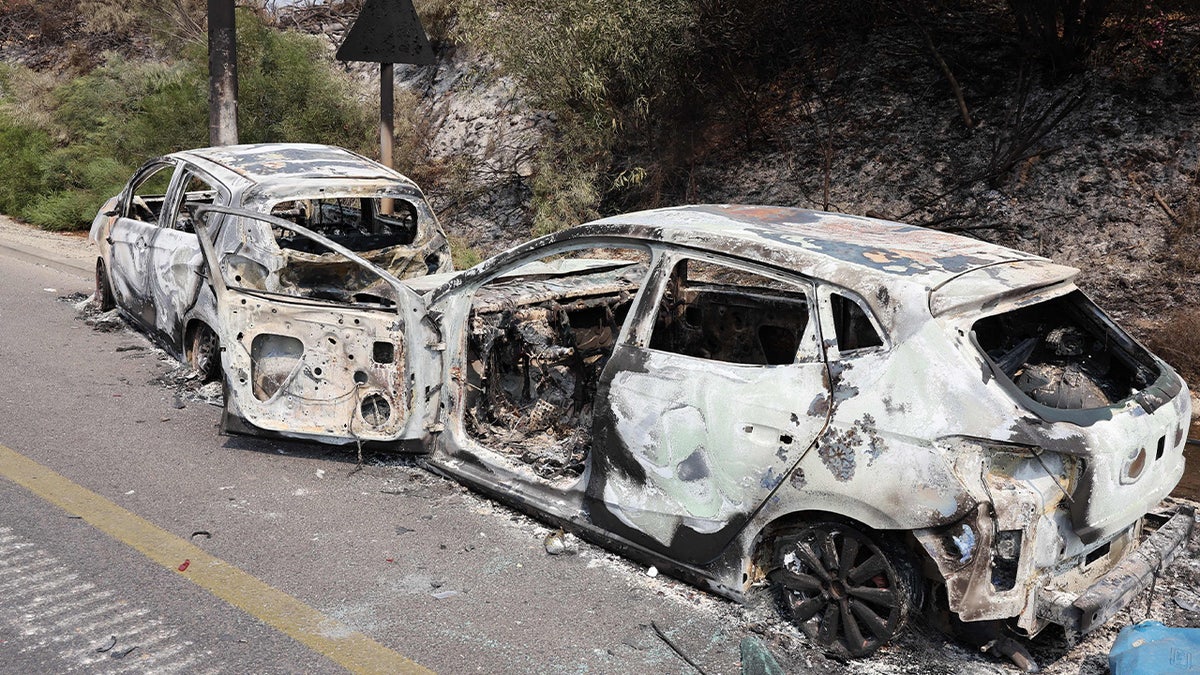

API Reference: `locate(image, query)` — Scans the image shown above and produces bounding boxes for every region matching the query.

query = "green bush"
[0,10,377,231]
[0,117,53,217]
[22,190,104,232]
[457,0,693,232]
[51,55,207,165]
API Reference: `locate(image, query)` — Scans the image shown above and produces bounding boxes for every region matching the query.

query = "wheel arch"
[744,508,932,595]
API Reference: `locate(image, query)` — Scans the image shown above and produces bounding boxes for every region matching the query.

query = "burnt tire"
[95,259,115,311]
[770,522,918,658]
[188,322,220,382]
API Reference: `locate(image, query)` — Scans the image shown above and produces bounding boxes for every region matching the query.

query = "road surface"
[0,218,761,674]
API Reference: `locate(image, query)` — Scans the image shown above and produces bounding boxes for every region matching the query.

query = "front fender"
[88,196,119,249]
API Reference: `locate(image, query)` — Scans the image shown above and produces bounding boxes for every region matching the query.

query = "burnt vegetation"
[454,0,1200,380]
[2,0,1200,379]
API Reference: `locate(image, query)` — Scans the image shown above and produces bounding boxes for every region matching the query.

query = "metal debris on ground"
[1175,594,1200,613]
[543,528,567,555]
[85,309,125,332]
[112,646,138,659]
[651,621,709,675]
[152,361,224,408]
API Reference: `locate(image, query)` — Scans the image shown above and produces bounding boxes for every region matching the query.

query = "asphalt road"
[0,233,757,673]
[16,221,1194,675]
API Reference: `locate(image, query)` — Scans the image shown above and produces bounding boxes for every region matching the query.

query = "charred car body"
[159,201,1194,660]
[88,143,451,378]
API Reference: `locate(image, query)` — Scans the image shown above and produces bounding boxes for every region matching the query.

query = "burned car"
[190,203,1193,663]
[88,143,451,378]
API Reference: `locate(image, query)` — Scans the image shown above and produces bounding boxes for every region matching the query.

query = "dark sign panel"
[336,0,434,65]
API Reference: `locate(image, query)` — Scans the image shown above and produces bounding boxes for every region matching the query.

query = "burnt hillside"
[2,0,1199,379]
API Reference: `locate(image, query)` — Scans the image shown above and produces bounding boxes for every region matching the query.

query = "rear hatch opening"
[972,290,1160,410]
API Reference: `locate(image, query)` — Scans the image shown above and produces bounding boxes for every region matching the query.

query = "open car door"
[194,205,438,446]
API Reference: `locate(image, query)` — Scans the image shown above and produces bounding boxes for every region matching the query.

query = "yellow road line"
[0,443,433,675]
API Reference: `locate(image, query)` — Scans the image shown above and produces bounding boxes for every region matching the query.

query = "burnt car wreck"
[120,200,1195,666]
[88,143,451,381]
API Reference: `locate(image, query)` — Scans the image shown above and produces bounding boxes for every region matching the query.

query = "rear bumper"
[1039,505,1195,635]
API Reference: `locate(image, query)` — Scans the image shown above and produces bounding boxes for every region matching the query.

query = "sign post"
[336,0,435,213]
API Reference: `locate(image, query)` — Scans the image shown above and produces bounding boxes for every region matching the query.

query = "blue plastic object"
[1110,620,1200,674]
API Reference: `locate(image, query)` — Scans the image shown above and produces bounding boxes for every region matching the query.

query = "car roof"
[584,205,1072,293]
[171,143,416,187]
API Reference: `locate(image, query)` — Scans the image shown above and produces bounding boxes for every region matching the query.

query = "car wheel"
[188,323,220,382]
[770,521,917,658]
[95,259,115,311]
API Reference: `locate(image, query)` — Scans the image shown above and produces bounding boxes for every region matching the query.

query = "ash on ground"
[68,294,222,408]
[414,467,1200,675]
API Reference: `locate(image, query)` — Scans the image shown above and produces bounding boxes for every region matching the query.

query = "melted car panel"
[115,201,1194,664]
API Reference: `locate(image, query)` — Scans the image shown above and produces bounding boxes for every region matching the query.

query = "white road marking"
[22,590,115,623]
[0,526,211,673]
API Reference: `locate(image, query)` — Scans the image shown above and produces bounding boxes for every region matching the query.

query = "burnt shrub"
[1145,307,1200,386]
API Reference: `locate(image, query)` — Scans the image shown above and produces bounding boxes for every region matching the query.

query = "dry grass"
[1145,307,1200,386]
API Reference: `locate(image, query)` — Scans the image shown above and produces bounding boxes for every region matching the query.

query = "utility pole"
[208,0,239,146]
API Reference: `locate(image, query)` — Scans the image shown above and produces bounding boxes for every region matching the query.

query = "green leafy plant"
[0,10,377,231]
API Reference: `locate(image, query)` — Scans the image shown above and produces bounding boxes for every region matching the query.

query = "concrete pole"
[208,0,239,146]
[380,62,394,214]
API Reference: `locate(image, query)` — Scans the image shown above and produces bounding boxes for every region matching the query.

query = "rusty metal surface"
[422,208,1192,652]
[87,144,451,437]
[1042,505,1195,635]
[182,143,406,184]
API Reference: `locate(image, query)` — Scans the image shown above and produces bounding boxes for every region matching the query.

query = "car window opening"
[650,259,810,366]
[972,290,1159,409]
[463,249,651,481]
[176,174,218,233]
[216,214,402,309]
[270,197,418,253]
[128,164,173,223]
[830,292,883,353]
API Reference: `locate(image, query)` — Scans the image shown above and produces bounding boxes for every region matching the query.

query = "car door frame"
[143,163,231,348]
[584,249,833,565]
[193,205,440,448]
[422,238,833,567]
[418,234,662,521]
[106,158,179,329]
